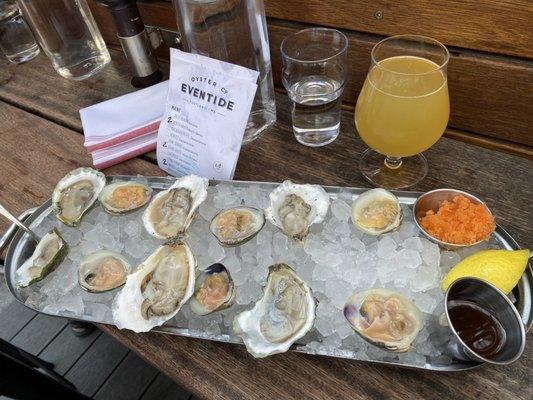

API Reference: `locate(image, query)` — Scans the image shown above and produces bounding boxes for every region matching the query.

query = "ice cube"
[403,237,423,251]
[377,236,397,259]
[395,249,422,268]
[331,199,352,221]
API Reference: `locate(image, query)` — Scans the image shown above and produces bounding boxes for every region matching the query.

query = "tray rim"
[3,176,531,372]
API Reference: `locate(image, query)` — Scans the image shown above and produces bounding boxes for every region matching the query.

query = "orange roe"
[418,195,495,245]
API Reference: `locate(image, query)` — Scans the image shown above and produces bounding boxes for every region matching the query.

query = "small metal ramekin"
[413,188,495,250]
[445,277,526,365]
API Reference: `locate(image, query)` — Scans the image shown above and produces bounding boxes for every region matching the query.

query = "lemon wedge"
[441,249,530,294]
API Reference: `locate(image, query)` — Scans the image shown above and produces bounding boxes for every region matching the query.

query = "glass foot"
[359,148,428,190]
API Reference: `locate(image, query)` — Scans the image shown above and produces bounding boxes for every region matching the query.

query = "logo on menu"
[180,76,235,111]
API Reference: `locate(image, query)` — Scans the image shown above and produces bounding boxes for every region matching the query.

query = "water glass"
[0,0,39,64]
[281,28,348,147]
[17,0,110,80]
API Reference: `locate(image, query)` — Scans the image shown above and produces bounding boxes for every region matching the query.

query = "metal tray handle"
[0,207,37,274]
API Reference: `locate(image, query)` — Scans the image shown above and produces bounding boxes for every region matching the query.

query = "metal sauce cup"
[413,188,495,250]
[445,277,526,365]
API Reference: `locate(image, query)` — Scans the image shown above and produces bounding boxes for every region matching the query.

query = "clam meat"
[78,250,131,293]
[189,263,235,315]
[16,228,68,287]
[351,188,402,235]
[210,207,265,246]
[265,180,330,242]
[343,289,422,352]
[143,175,208,239]
[52,167,106,226]
[112,242,196,332]
[99,181,152,214]
[233,263,316,358]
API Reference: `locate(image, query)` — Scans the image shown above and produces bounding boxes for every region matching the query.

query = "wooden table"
[0,51,531,400]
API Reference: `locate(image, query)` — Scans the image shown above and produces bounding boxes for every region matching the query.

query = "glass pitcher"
[172,0,276,144]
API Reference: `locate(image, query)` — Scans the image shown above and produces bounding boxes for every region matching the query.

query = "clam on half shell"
[189,263,235,315]
[265,180,330,242]
[78,250,131,293]
[350,188,402,235]
[343,289,422,352]
[99,181,152,215]
[142,175,208,240]
[112,241,196,332]
[16,228,68,288]
[52,167,106,226]
[233,264,316,358]
[210,207,265,246]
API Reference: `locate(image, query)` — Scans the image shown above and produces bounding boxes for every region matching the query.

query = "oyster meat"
[16,228,67,287]
[210,207,265,246]
[99,181,152,214]
[52,167,106,226]
[265,180,330,241]
[233,264,316,358]
[78,250,131,293]
[113,242,196,332]
[350,188,402,235]
[189,263,235,315]
[343,289,422,352]
[143,175,208,239]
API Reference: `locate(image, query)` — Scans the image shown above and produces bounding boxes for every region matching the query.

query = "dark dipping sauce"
[448,300,506,359]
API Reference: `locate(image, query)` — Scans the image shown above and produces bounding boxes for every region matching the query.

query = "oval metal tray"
[2,177,531,372]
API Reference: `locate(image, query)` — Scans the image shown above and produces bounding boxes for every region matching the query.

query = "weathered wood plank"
[10,314,67,355]
[140,373,192,400]
[86,2,533,150]
[64,333,129,397]
[0,300,36,341]
[94,352,159,400]
[38,326,102,375]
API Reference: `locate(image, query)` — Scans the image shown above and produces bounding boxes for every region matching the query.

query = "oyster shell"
[189,263,235,315]
[99,181,152,215]
[16,228,67,287]
[52,167,106,226]
[343,289,422,352]
[265,180,330,241]
[112,241,196,332]
[210,207,265,246]
[350,189,402,235]
[143,175,208,239]
[78,250,131,293]
[233,264,316,358]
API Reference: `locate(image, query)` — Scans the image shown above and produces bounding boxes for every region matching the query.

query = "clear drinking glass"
[0,0,39,64]
[17,0,110,80]
[281,28,348,147]
[355,35,450,189]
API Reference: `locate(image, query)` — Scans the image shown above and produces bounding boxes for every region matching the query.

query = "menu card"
[157,48,259,179]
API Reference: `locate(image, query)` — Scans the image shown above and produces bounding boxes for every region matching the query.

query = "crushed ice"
[20,182,502,367]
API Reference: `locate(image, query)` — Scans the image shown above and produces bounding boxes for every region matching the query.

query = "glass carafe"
[172,0,276,144]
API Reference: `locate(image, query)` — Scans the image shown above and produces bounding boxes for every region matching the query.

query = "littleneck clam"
[143,175,208,239]
[99,181,152,215]
[52,167,106,226]
[189,263,235,315]
[78,250,131,293]
[343,289,422,352]
[265,180,330,242]
[233,263,316,358]
[16,228,68,288]
[112,241,196,332]
[350,188,402,235]
[210,207,265,246]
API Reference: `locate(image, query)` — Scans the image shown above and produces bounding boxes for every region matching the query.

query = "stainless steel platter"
[1,176,531,372]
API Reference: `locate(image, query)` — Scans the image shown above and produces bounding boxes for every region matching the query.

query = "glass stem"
[384,156,403,170]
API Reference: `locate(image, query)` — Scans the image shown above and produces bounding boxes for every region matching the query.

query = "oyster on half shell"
[265,180,330,242]
[78,250,131,293]
[52,167,106,226]
[16,228,68,288]
[350,188,402,235]
[143,175,208,239]
[343,289,422,352]
[233,263,316,358]
[99,181,152,215]
[112,242,196,332]
[210,207,265,246]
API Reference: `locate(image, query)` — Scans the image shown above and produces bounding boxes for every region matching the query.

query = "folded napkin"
[80,80,169,168]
